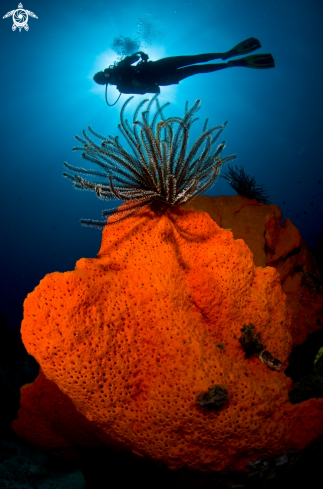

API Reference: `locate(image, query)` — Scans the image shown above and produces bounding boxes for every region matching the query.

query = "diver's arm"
[133,51,149,62]
[118,52,149,67]
[118,53,141,67]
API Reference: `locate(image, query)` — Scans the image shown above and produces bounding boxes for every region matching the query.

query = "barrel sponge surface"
[183,194,323,347]
[19,206,323,472]
[12,370,105,459]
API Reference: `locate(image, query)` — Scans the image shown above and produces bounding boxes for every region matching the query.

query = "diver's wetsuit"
[94,40,275,96]
[106,52,229,95]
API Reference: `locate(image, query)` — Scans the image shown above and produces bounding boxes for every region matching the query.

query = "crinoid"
[63,94,236,228]
[221,164,270,204]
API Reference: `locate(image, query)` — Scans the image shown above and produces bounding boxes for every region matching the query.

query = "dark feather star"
[63,94,236,228]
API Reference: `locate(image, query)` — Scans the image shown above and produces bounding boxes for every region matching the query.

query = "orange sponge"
[183,195,323,346]
[15,206,323,472]
[12,369,105,460]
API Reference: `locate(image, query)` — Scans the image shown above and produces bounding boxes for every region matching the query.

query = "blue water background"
[0,0,322,331]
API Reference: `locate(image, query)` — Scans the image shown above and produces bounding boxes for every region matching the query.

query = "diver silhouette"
[93,38,275,105]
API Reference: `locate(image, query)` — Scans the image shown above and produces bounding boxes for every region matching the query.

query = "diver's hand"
[134,51,149,62]
[132,54,141,63]
[140,52,149,62]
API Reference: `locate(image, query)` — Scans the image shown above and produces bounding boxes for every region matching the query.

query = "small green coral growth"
[195,385,230,410]
[238,323,264,358]
[290,266,323,295]
[314,347,323,370]
[289,346,323,404]
[301,271,323,295]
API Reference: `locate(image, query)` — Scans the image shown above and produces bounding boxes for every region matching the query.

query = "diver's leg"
[152,54,224,70]
[153,39,262,70]
[157,63,229,85]
[157,55,274,86]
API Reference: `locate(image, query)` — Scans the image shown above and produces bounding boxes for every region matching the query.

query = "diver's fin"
[221,37,261,60]
[227,54,275,69]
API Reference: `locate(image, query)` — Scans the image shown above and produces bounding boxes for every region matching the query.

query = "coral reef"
[12,98,323,480]
[13,206,323,473]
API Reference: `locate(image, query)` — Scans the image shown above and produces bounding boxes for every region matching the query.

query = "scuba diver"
[93,37,275,106]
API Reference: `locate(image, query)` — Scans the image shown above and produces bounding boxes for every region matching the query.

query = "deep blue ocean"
[1,0,322,332]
